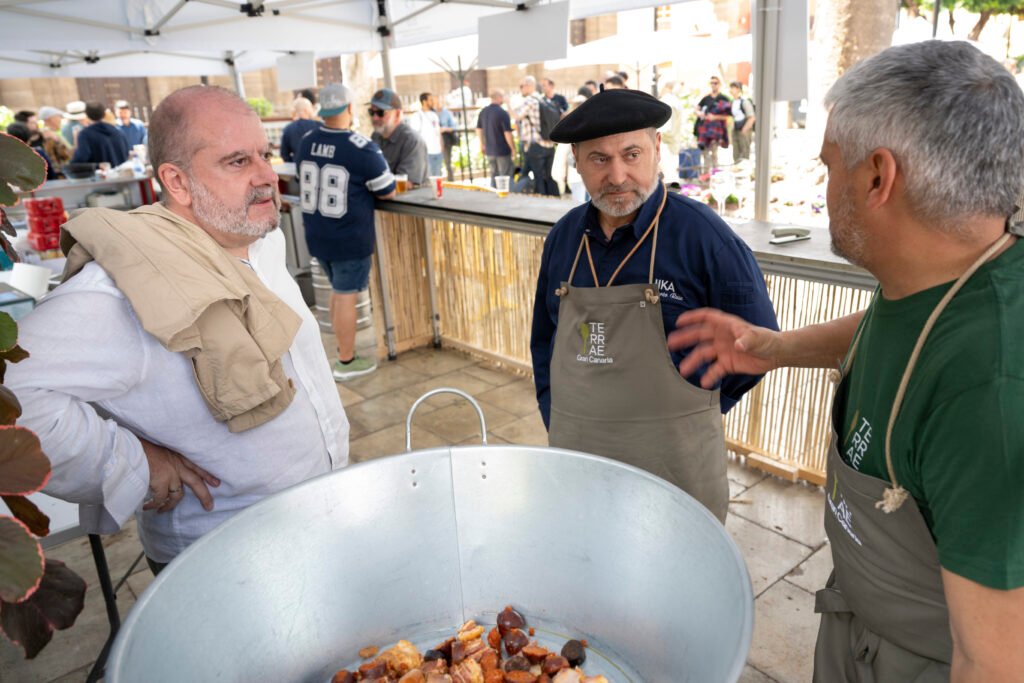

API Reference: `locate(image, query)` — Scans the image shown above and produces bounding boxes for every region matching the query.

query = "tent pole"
[457,55,473,182]
[377,0,395,90]
[752,0,780,222]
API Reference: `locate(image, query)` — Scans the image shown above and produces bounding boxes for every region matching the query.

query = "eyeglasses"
[710,80,720,85]
[368,108,386,117]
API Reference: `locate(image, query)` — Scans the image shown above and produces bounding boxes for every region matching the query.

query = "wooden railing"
[371,207,873,485]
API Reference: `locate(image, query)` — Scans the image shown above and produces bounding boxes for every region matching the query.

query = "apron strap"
[562,234,589,294]
[877,231,1016,513]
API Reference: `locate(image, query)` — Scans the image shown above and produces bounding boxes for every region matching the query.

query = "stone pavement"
[1,346,831,683]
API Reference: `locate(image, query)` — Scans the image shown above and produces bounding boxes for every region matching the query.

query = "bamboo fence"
[373,211,873,484]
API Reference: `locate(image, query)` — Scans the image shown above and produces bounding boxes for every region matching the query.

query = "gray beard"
[591,176,660,217]
[189,177,279,238]
[828,185,866,266]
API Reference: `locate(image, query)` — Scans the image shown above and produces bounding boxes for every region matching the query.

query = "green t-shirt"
[835,238,1024,590]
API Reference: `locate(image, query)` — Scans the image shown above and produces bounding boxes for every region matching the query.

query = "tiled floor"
[1,345,830,683]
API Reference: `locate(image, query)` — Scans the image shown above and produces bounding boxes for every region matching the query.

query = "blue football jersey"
[296,127,396,261]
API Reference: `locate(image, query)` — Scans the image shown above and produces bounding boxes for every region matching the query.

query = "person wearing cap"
[529,88,777,522]
[38,105,73,174]
[71,102,129,167]
[295,83,396,380]
[368,87,428,187]
[62,100,87,148]
[114,100,148,148]
[667,41,1024,680]
[279,96,319,163]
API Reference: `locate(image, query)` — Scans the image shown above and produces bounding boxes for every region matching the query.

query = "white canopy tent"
[0,0,669,84]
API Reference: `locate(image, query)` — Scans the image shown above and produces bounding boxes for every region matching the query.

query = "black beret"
[549,88,672,144]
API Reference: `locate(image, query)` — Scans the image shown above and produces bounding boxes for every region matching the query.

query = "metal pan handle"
[406,387,488,452]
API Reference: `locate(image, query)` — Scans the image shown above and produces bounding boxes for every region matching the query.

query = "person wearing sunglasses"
[367,88,428,187]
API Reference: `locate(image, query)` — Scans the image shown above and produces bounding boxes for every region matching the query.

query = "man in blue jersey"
[296,83,396,380]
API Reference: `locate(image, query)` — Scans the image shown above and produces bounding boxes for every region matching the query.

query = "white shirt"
[7,228,349,562]
[407,109,443,154]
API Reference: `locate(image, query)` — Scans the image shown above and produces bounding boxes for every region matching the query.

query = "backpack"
[537,96,561,141]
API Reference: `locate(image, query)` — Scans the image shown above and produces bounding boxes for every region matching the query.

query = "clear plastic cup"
[495,175,510,197]
[394,174,408,193]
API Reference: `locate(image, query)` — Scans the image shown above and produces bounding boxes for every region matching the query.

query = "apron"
[548,185,729,522]
[813,230,1017,682]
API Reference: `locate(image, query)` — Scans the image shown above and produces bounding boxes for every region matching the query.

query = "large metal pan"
[108,390,753,682]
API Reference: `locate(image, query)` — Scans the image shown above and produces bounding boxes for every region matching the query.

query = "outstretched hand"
[140,437,220,513]
[668,308,781,388]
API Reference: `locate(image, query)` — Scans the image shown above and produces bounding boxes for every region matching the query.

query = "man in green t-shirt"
[669,40,1024,681]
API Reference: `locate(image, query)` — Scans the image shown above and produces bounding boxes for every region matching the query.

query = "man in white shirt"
[407,92,444,177]
[7,85,349,573]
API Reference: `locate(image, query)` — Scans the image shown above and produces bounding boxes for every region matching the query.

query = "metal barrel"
[311,258,373,332]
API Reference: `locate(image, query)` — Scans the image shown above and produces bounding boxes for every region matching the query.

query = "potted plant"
[0,132,87,658]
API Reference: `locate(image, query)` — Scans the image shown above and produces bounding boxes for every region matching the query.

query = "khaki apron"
[548,186,729,521]
[813,231,1017,682]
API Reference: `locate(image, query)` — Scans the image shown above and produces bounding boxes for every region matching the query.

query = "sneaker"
[332,356,377,381]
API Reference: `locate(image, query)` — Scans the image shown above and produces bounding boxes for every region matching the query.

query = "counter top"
[378,188,876,289]
[26,173,152,194]
[378,187,581,236]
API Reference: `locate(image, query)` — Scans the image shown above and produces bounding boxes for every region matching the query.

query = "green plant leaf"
[0,134,47,207]
[0,385,22,426]
[0,516,44,603]
[1,559,86,659]
[1,496,48,537]
[0,312,16,353]
[0,427,50,496]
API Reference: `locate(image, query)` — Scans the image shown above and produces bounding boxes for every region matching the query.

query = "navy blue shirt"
[280,118,320,162]
[71,122,129,166]
[115,119,148,148]
[296,127,396,261]
[476,103,513,157]
[531,183,779,427]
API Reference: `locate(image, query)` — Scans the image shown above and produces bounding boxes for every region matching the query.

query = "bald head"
[489,88,505,104]
[292,97,314,119]
[149,85,255,174]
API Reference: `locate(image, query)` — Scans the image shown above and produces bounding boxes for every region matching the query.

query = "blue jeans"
[427,153,444,177]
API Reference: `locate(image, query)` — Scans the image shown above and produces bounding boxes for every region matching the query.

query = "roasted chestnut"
[424,649,446,662]
[496,605,526,635]
[542,655,570,675]
[521,644,549,664]
[560,640,586,668]
[503,628,529,657]
[503,654,531,672]
[331,670,356,683]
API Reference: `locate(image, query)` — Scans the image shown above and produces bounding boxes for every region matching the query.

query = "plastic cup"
[394,174,408,193]
[429,176,443,199]
[495,175,510,197]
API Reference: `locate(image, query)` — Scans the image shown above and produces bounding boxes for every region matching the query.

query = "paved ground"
[1,346,831,682]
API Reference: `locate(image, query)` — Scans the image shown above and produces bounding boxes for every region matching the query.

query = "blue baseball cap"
[369,88,402,111]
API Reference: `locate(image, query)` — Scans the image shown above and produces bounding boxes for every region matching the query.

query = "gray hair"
[825,40,1024,226]
[149,85,254,174]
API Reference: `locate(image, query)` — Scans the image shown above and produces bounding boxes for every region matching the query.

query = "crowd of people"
[5,99,147,177]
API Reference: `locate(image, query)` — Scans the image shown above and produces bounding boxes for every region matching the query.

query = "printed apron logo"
[827,471,863,546]
[577,322,615,364]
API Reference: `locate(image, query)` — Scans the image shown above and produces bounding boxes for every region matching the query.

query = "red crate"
[27,231,60,251]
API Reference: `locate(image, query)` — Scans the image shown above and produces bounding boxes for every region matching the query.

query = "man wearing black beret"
[529,88,778,521]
